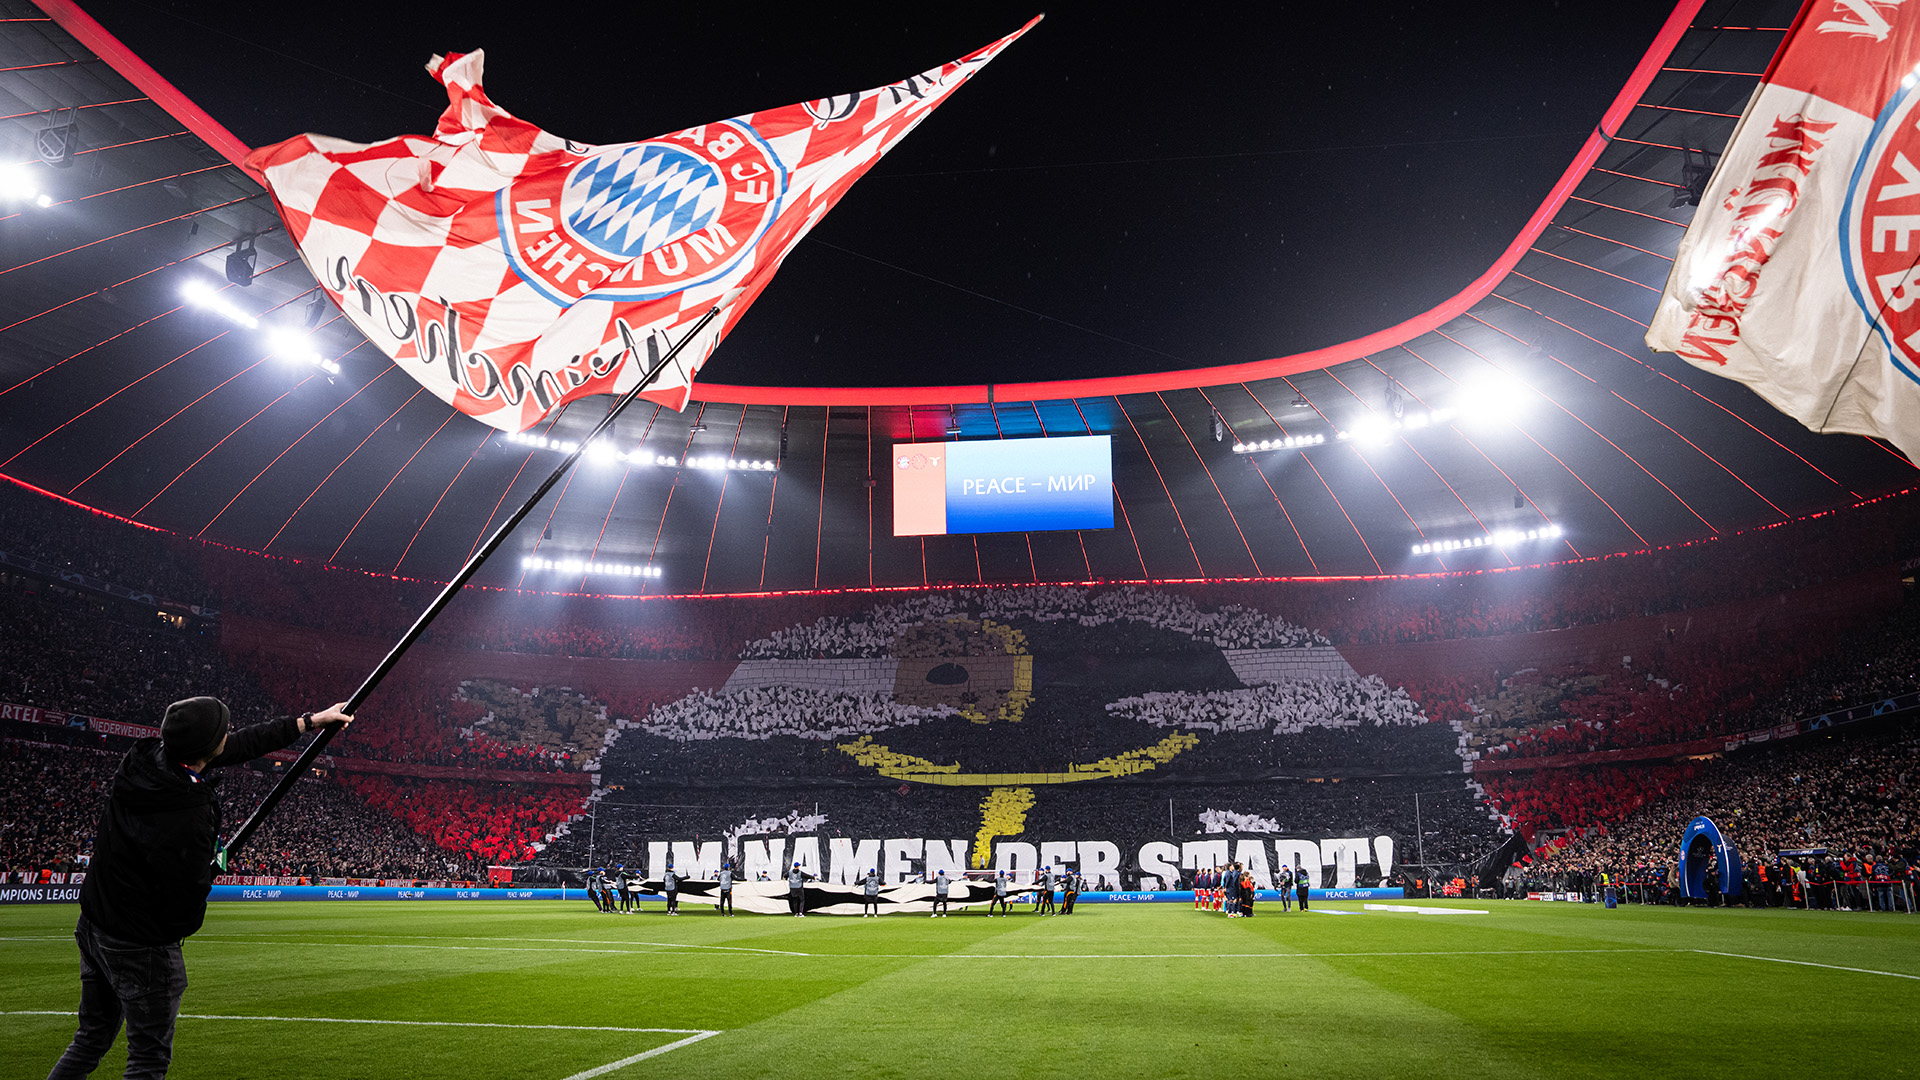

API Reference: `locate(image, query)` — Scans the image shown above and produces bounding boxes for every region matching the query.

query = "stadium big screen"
[892,435,1114,536]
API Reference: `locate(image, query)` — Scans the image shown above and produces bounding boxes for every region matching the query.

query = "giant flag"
[1646,3,1920,460]
[246,21,1038,430]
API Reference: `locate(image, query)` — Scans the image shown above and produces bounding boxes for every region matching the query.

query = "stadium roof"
[0,0,1914,596]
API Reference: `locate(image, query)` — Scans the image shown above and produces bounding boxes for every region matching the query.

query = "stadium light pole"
[217,303,729,868]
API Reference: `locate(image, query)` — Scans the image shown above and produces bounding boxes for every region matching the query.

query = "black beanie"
[162,696,230,763]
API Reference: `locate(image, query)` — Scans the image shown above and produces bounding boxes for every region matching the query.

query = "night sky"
[80,0,1679,388]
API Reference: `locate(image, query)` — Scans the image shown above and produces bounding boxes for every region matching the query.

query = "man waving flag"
[246,19,1038,430]
[1647,4,1920,460]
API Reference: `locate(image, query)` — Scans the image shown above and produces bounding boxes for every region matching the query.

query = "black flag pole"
[218,303,727,868]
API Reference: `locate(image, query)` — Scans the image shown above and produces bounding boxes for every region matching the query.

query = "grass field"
[3,898,1917,1078]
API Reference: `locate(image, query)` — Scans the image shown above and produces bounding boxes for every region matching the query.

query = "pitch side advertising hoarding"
[893,435,1113,536]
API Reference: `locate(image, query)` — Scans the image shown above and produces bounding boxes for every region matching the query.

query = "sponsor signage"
[0,885,83,904]
[209,886,561,902]
[893,435,1114,536]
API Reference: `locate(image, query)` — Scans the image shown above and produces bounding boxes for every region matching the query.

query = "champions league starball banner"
[1647,1,1920,460]
[246,20,1038,429]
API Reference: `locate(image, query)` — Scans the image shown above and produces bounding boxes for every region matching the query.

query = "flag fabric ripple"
[1647,5,1920,460]
[246,19,1039,430]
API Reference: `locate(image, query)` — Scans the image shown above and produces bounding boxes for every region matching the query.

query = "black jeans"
[47,914,188,1080]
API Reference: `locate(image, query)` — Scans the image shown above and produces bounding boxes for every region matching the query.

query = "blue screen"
[943,435,1113,534]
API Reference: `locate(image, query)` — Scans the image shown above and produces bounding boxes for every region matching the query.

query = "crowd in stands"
[1486,599,1920,761]
[1527,722,1917,899]
[336,773,585,867]
[0,482,218,607]
[6,475,1919,891]
[6,475,1918,670]
[1106,674,1424,735]
[0,578,280,732]
[0,738,464,878]
[626,686,957,743]
[738,587,1330,659]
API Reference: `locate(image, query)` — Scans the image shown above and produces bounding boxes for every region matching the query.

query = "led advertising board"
[893,435,1113,536]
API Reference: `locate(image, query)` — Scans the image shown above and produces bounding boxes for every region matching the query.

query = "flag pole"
[218,304,726,867]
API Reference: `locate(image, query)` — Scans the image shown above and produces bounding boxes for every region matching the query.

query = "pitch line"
[889,947,1675,959]
[312,932,809,956]
[158,939,1687,961]
[0,1012,721,1079]
[559,1031,721,1080]
[1691,949,1920,982]
[0,1011,711,1033]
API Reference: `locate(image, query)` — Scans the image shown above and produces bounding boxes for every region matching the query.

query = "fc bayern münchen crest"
[1843,77,1920,389]
[497,120,787,305]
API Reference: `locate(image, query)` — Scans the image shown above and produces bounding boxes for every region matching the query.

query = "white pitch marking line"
[560,1031,721,1080]
[131,940,1687,961]
[316,933,808,956]
[189,940,742,959]
[1363,904,1491,915]
[0,1011,708,1033]
[0,1012,723,1079]
[1692,949,1920,982]
[865,947,1680,960]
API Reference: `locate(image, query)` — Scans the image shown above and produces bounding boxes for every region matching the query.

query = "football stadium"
[2,1,1919,1076]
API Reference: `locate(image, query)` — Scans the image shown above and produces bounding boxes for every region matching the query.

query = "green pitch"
[3,898,1916,1078]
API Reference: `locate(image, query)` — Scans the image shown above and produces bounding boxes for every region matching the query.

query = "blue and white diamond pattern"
[562,143,724,259]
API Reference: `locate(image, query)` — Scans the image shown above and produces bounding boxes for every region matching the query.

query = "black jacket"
[79,717,303,945]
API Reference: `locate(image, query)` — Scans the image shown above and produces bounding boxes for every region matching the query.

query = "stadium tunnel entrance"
[1678,815,1742,901]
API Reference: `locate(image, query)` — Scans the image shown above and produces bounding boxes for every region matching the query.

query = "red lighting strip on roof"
[1235,384,1319,572]
[700,405,749,594]
[1112,395,1204,577]
[1488,291,1855,496]
[1507,271,1652,328]
[1528,248,1662,292]
[1634,102,1740,119]
[394,428,493,576]
[1463,309,1788,519]
[1590,166,1689,192]
[1556,224,1673,262]
[1070,398,1147,577]
[1396,341,1568,553]
[1660,65,1766,76]
[814,407,829,590]
[36,0,261,175]
[1160,390,1261,575]
[466,404,568,564]
[1566,194,1689,228]
[0,236,238,343]
[0,193,259,279]
[134,377,312,519]
[1437,325,1715,532]
[196,360,386,537]
[0,163,227,223]
[329,410,458,565]
[757,405,789,591]
[11,470,1909,600]
[66,285,309,494]
[1030,401,1095,580]
[0,57,94,73]
[0,95,144,122]
[1274,375,1384,573]
[264,387,425,552]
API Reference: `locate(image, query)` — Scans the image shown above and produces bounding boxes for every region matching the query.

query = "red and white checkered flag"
[246,19,1038,430]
